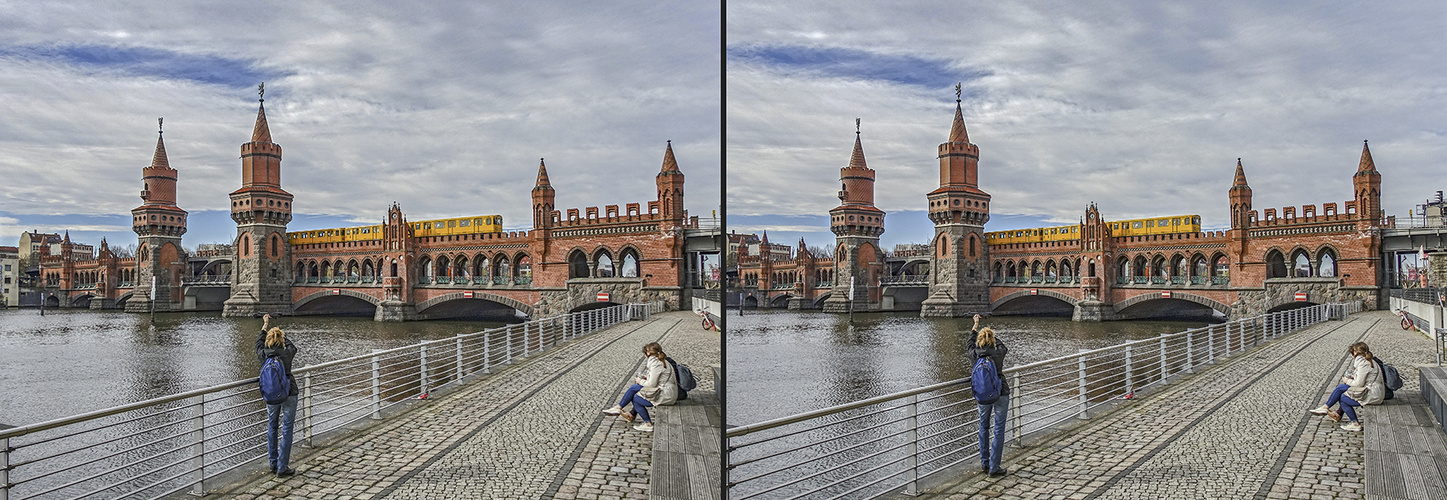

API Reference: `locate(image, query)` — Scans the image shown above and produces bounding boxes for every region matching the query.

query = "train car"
[984,215,1200,245]
[287,215,503,245]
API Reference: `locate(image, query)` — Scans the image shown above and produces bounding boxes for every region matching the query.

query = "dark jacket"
[968,329,1010,397]
[256,331,299,399]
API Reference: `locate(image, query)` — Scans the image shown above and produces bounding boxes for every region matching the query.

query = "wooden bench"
[649,367,721,500]
[1363,367,1447,499]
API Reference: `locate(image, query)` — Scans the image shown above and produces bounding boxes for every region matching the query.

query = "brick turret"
[224,84,295,317]
[922,90,992,318]
[533,158,556,229]
[824,120,886,313]
[1354,140,1381,224]
[129,119,187,312]
[656,141,685,220]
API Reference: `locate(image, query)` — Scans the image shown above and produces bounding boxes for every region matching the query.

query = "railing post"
[420,344,429,397]
[483,329,493,374]
[371,349,382,420]
[1011,372,1023,446]
[456,334,466,379]
[506,325,514,364]
[1,435,9,500]
[1077,350,1088,419]
[1159,337,1167,382]
[1186,330,1194,373]
[523,323,531,356]
[303,371,313,447]
[1124,345,1133,398]
[190,394,205,496]
[904,393,919,495]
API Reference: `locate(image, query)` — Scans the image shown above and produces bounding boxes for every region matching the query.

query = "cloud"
[0,1,720,250]
[726,1,1447,245]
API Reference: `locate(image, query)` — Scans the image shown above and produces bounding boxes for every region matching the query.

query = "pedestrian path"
[206,311,717,499]
[919,311,1446,500]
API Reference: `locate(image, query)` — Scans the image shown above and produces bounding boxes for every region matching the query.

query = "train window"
[1193,216,1200,224]
[459,220,470,227]
[1159,219,1168,226]
[425,223,432,229]
[448,221,456,228]
[1132,222,1143,229]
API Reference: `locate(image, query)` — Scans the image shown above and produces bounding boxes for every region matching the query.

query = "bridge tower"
[223,86,295,317]
[1226,158,1253,280]
[375,203,419,321]
[787,237,820,310]
[921,91,991,317]
[1354,140,1382,225]
[657,140,686,221]
[128,120,188,313]
[1072,203,1116,320]
[823,121,886,313]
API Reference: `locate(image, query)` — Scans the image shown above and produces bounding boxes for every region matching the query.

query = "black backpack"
[1379,360,1403,392]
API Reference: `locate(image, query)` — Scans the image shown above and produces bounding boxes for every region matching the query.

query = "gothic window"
[454,255,469,278]
[496,256,511,279]
[1133,255,1147,277]
[1193,256,1208,277]
[1292,250,1312,277]
[1060,260,1073,277]
[1265,250,1287,278]
[517,255,532,279]
[240,234,250,258]
[1173,255,1188,277]
[569,250,589,279]
[969,235,977,258]
[295,262,305,282]
[596,250,615,278]
[362,259,374,277]
[621,250,640,278]
[1214,255,1230,279]
[436,255,450,277]
[1318,249,1338,278]
[476,256,491,279]
[270,234,280,258]
[418,256,432,278]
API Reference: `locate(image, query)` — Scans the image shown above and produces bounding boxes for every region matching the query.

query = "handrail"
[725,302,1361,499]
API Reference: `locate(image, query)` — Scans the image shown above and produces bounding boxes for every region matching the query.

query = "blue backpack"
[972,356,1002,404]
[259,355,291,404]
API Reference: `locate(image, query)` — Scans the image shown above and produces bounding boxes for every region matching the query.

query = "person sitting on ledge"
[1308,341,1384,432]
[602,342,678,432]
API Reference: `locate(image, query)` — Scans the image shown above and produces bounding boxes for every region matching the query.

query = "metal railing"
[881,275,928,285]
[725,302,1361,499]
[1391,287,1446,306]
[0,303,658,500]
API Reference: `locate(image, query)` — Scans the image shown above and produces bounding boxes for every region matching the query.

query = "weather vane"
[258,82,265,101]
[855,118,860,135]
[955,82,962,101]
[158,117,163,134]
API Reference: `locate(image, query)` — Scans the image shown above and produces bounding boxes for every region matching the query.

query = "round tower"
[921,89,992,318]
[223,84,296,317]
[128,118,188,313]
[823,119,886,313]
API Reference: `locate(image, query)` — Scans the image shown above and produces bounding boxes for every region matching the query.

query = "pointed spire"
[1358,139,1376,173]
[849,120,868,169]
[63,230,70,243]
[533,157,553,191]
[151,118,170,169]
[949,85,969,144]
[660,140,681,173]
[761,230,769,244]
[251,83,272,143]
[1232,158,1250,189]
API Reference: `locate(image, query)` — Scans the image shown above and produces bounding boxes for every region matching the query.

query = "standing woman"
[969,314,1011,477]
[256,314,299,476]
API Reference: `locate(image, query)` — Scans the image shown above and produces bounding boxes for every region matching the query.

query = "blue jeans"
[1325,383,1362,422]
[619,384,643,409]
[977,393,1009,473]
[267,395,298,472]
[631,394,655,423]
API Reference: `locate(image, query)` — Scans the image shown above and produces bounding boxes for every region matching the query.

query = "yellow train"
[287,215,503,245]
[985,215,1200,245]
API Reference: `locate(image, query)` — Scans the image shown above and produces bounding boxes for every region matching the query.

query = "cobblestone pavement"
[207,312,708,499]
[551,314,720,499]
[920,311,1438,500]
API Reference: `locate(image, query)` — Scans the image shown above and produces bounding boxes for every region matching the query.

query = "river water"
[0,308,509,429]
[725,309,1210,427]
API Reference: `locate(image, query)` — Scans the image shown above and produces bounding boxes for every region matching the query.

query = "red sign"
[1160,291,1172,299]
[1029,289,1038,295]
[463,291,474,298]
[1295,292,1308,302]
[597,292,610,302]
[332,289,340,295]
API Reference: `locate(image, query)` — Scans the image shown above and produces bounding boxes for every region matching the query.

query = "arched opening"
[295,262,306,282]
[362,259,375,279]
[321,260,332,279]
[1192,255,1208,281]
[436,255,451,278]
[270,234,280,258]
[475,255,491,281]
[391,259,399,278]
[936,233,949,258]
[968,235,977,258]
[595,249,615,278]
[1318,248,1337,277]
[1150,255,1167,281]
[1088,259,1096,278]
[240,234,250,258]
[1118,257,1132,282]
[1265,250,1287,278]
[1213,254,1229,284]
[454,255,469,280]
[568,250,589,279]
[1133,255,1147,278]
[347,260,360,279]
[620,250,640,278]
[1291,250,1312,277]
[1006,261,1017,280]
[515,255,532,283]
[993,262,1003,282]
[1172,255,1187,279]
[1060,259,1073,279]
[418,256,433,280]
[496,256,512,282]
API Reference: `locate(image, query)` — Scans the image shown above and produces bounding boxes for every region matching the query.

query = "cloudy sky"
[0,1,721,252]
[727,1,1447,251]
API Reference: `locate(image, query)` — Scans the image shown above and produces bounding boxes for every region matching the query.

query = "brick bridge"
[37,90,704,320]
[736,95,1387,320]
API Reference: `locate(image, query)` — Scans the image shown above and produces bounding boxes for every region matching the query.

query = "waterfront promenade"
[204,311,719,499]
[918,310,1445,500]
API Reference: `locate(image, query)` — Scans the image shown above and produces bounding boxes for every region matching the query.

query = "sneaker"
[634,422,654,432]
[989,467,1008,477]
[276,468,295,477]
[980,464,989,473]
[1327,410,1342,422]
[1341,421,1363,432]
[1308,405,1331,415]
[619,412,635,423]
[602,405,623,416]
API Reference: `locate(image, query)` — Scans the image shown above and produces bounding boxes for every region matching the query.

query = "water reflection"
[0,308,509,428]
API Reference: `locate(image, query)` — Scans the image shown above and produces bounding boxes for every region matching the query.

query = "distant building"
[0,246,17,307]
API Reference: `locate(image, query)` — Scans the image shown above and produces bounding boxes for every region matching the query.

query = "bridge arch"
[1113,291,1231,317]
[415,291,534,318]
[198,258,232,276]
[294,289,382,310]
[70,292,95,307]
[116,290,136,307]
[769,293,793,308]
[990,289,1080,310]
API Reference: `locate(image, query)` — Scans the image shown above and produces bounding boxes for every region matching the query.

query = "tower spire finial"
[955,82,962,102]
[258,82,265,102]
[158,117,163,135]
[855,117,860,136]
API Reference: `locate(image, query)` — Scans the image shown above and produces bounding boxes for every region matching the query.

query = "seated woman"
[1308,341,1384,431]
[602,342,678,432]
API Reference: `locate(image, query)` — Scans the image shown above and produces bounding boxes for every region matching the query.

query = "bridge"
[735,94,1417,320]
[35,90,715,320]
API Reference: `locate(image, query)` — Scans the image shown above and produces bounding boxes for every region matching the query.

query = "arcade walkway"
[918,310,1444,500]
[205,311,718,499]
